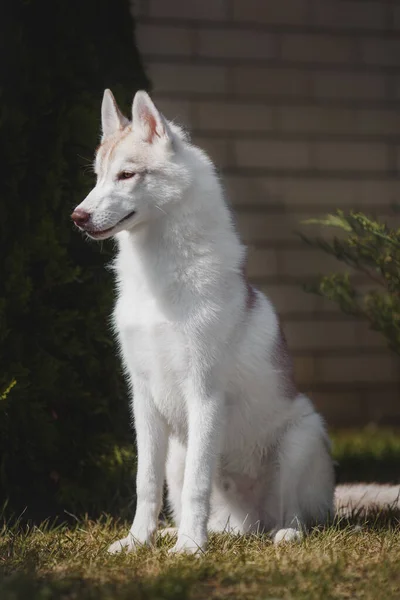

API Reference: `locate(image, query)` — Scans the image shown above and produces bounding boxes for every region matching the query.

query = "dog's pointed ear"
[132,91,169,143]
[101,89,129,139]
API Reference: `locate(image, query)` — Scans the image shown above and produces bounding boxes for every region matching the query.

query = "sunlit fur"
[73,91,398,555]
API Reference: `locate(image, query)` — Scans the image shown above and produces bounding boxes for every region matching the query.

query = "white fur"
[73,91,394,555]
[335,484,400,517]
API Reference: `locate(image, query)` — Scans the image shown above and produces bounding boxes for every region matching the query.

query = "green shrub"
[0,0,149,520]
[331,427,400,484]
[301,211,400,355]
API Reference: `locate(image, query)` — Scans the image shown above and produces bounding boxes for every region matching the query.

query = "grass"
[1,517,400,599]
[1,428,399,599]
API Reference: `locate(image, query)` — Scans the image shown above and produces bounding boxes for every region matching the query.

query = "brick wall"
[132,0,400,426]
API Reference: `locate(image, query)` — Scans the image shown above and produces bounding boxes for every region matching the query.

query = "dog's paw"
[108,535,137,554]
[273,528,303,545]
[168,534,206,555]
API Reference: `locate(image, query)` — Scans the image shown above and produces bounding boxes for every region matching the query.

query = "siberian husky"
[72,90,399,554]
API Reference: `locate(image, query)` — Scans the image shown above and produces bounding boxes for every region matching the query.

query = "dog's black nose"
[71,208,90,227]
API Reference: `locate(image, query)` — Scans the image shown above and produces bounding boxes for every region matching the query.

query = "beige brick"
[233,67,311,97]
[236,211,348,246]
[394,77,400,100]
[293,356,316,386]
[378,212,400,230]
[257,284,318,314]
[356,321,389,350]
[281,34,355,64]
[194,101,274,132]
[151,97,193,127]
[192,136,230,168]
[224,175,400,211]
[367,391,400,424]
[312,142,387,172]
[279,106,356,136]
[318,296,349,316]
[285,321,358,351]
[136,24,192,57]
[237,212,311,244]
[246,248,278,278]
[149,0,227,20]
[394,6,400,30]
[223,175,285,207]
[354,180,400,207]
[312,392,364,426]
[130,0,148,18]
[235,140,309,169]
[148,63,227,94]
[362,39,400,66]
[279,248,353,278]
[314,0,386,30]
[351,179,399,210]
[356,109,400,136]
[233,0,308,25]
[313,71,386,101]
[198,29,277,60]
[316,355,398,384]
[224,176,358,208]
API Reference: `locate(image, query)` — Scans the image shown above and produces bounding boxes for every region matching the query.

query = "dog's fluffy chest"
[114,288,190,432]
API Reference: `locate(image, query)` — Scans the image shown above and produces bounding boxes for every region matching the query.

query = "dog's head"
[71,90,193,240]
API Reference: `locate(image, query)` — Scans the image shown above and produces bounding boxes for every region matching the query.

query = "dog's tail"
[335,483,400,517]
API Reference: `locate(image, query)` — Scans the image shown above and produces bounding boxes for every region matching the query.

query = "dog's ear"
[101,89,129,139]
[132,91,170,144]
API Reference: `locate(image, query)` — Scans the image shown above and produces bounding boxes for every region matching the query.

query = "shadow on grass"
[1,510,399,600]
[0,567,203,600]
[334,508,400,532]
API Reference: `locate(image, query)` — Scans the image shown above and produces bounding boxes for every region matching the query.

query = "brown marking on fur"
[241,262,257,311]
[144,111,158,143]
[96,126,132,169]
[96,138,116,161]
[138,107,164,144]
[246,280,256,311]
[95,126,127,155]
[272,322,297,401]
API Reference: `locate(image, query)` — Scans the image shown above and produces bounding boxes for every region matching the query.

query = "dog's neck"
[113,182,245,312]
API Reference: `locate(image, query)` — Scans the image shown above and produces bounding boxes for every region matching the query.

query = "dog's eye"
[118,171,135,180]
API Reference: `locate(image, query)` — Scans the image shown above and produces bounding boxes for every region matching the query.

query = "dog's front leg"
[108,387,168,554]
[170,387,224,554]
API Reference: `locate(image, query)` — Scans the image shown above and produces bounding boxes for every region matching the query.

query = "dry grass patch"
[1,515,399,599]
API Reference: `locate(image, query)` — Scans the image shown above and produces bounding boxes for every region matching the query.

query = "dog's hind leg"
[267,406,335,544]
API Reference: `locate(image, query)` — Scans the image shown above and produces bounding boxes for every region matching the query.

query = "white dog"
[72,90,398,554]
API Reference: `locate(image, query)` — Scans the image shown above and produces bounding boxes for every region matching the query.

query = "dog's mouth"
[84,210,137,238]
